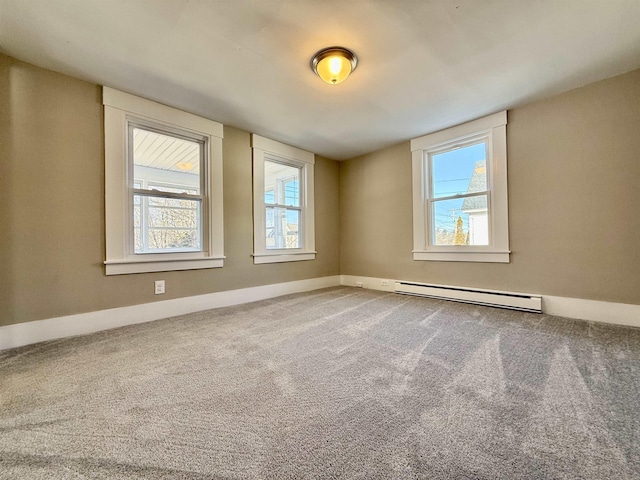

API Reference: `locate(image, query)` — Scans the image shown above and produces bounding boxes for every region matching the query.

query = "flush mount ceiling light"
[310,46,358,85]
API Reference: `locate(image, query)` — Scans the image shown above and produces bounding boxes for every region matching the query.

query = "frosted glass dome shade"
[311,47,358,85]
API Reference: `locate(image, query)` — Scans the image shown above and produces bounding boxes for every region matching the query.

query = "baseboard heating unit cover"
[394,281,542,313]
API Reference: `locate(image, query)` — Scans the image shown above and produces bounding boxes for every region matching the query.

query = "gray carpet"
[1,286,639,479]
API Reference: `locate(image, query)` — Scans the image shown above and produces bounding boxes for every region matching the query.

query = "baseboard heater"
[394,281,542,313]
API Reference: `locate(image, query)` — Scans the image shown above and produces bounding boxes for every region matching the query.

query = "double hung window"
[411,111,509,263]
[131,125,205,254]
[252,134,315,264]
[103,87,224,275]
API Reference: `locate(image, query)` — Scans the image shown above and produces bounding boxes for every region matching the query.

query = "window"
[103,87,224,275]
[411,111,509,263]
[251,134,315,264]
[131,126,203,254]
[265,162,301,249]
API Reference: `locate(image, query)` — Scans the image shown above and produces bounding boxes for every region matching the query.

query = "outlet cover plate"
[154,280,165,295]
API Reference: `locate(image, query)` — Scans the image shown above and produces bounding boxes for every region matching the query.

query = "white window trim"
[251,134,315,264]
[103,87,224,275]
[411,111,510,263]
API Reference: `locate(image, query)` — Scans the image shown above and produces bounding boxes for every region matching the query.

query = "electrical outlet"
[154,280,165,295]
[355,282,363,288]
[381,280,389,286]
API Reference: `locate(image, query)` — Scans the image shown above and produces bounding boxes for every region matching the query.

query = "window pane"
[133,183,142,251]
[432,195,488,246]
[432,142,486,199]
[134,195,201,252]
[266,205,276,248]
[133,203,141,252]
[266,206,300,249]
[264,160,300,207]
[265,190,275,204]
[285,209,300,248]
[132,127,201,195]
[283,179,299,207]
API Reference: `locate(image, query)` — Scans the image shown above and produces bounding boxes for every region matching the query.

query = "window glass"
[432,195,488,246]
[266,206,300,249]
[145,196,200,251]
[264,160,302,250]
[430,141,489,246]
[133,181,142,252]
[264,190,275,204]
[132,128,201,193]
[131,126,204,254]
[431,142,486,198]
[264,161,300,206]
[283,178,299,207]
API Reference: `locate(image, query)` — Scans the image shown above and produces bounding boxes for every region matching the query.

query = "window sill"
[253,251,316,264]
[413,250,510,263]
[105,256,225,275]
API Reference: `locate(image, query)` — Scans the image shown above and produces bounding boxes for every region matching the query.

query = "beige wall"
[3,54,639,330]
[0,55,340,327]
[340,68,640,306]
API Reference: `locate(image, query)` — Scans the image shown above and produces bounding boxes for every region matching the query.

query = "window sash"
[133,193,203,254]
[265,205,302,249]
[129,123,205,180]
[428,193,491,246]
[426,136,490,198]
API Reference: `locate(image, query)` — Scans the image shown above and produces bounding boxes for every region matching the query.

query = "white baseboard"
[543,296,640,328]
[3,274,638,351]
[340,275,640,328]
[0,275,341,351]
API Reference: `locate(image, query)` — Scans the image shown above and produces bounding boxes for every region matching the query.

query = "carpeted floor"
[1,286,639,479]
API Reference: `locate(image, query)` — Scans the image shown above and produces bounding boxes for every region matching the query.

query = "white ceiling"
[1,0,640,160]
